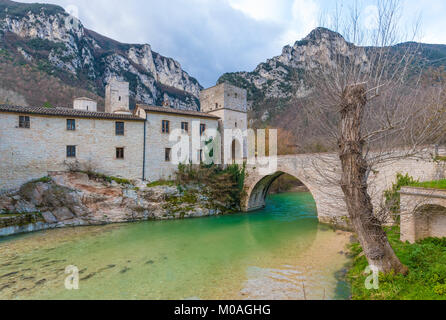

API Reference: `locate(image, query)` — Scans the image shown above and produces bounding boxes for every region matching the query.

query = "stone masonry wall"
[200,83,247,113]
[0,112,144,191]
[144,112,219,182]
[400,187,446,243]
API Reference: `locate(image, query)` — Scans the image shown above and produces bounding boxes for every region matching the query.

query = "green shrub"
[42,101,54,108]
[83,171,132,186]
[175,163,246,211]
[146,180,175,188]
[384,173,419,221]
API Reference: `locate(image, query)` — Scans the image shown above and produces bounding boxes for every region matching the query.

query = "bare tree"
[304,0,446,274]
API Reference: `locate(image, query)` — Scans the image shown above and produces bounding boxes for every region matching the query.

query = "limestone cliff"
[0,0,202,110]
[0,172,232,237]
[218,27,446,118]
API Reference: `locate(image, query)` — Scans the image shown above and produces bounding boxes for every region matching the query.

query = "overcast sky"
[17,0,446,87]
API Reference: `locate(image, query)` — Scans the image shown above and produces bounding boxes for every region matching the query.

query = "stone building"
[0,105,145,191]
[200,83,248,163]
[0,80,248,191]
[135,105,220,181]
[105,78,130,114]
[73,97,97,112]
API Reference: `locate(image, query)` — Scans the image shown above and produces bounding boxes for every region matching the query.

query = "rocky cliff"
[218,27,446,118]
[0,0,202,110]
[0,172,234,237]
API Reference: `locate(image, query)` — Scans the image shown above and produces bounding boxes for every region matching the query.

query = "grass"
[348,227,446,300]
[31,176,52,184]
[146,180,175,188]
[83,171,132,186]
[408,179,446,190]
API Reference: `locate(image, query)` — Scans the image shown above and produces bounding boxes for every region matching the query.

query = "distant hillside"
[0,0,202,110]
[218,27,446,153]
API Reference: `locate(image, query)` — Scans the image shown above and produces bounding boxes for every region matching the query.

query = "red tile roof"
[137,104,220,120]
[0,105,145,121]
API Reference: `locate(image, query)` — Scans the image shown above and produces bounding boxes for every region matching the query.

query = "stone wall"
[105,79,130,113]
[200,83,247,113]
[144,112,219,181]
[73,98,97,112]
[0,112,144,191]
[400,187,446,243]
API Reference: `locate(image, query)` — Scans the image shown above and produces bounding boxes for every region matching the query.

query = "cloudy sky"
[18,0,446,87]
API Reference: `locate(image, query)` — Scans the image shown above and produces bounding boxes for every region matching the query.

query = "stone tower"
[105,78,130,114]
[200,83,248,163]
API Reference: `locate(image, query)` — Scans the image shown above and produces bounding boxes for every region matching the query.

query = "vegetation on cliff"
[175,163,246,212]
[348,227,446,300]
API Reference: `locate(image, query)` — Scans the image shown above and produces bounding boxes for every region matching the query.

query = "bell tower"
[200,83,248,163]
[105,78,130,114]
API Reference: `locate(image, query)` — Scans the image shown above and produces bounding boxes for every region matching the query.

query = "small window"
[200,124,206,136]
[235,122,238,128]
[67,145,76,158]
[165,148,172,162]
[115,122,125,136]
[119,96,122,101]
[215,103,218,109]
[199,149,203,163]
[181,122,189,133]
[116,148,124,159]
[19,116,30,129]
[235,93,238,98]
[67,119,76,131]
[162,120,170,134]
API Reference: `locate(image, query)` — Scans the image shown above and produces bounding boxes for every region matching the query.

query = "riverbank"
[0,170,242,237]
[347,227,446,300]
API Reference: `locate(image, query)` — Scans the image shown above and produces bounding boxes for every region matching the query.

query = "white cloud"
[228,0,286,22]
[363,5,378,30]
[278,0,319,46]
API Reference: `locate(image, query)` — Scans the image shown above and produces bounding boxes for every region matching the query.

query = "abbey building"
[0,80,248,191]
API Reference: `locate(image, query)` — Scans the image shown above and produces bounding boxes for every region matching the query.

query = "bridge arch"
[243,170,320,216]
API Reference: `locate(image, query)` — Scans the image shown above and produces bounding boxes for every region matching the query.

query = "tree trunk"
[338,84,408,275]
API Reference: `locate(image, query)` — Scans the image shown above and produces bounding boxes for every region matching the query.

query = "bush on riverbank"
[176,163,246,210]
[348,227,446,300]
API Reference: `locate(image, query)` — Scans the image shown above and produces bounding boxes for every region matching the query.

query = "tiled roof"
[0,105,145,121]
[74,97,96,101]
[137,104,220,120]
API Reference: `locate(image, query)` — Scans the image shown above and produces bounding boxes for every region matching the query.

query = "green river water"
[0,192,352,300]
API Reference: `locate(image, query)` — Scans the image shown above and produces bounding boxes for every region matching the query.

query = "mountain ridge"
[0,0,202,110]
[218,27,446,114]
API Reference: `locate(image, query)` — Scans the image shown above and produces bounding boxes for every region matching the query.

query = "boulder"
[41,212,58,224]
[19,182,50,206]
[14,200,37,213]
[52,207,75,221]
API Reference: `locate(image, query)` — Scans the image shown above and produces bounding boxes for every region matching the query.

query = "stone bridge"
[242,151,443,229]
[400,187,446,243]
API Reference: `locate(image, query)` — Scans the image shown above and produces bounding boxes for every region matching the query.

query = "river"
[0,192,352,300]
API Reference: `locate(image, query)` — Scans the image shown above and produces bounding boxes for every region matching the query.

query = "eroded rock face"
[0,172,231,234]
[0,1,202,110]
[218,27,369,101]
